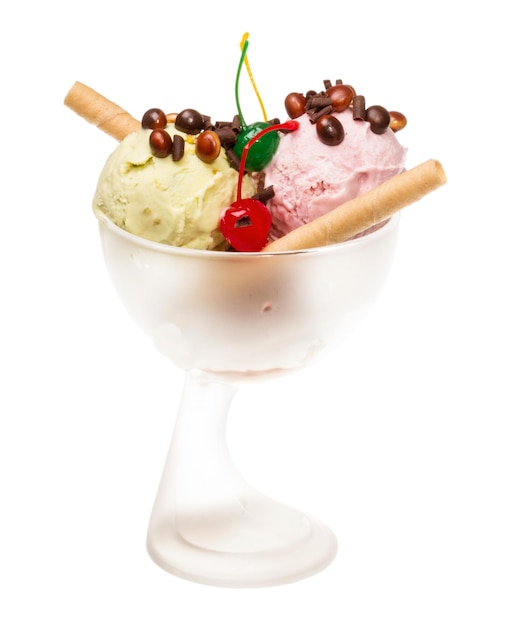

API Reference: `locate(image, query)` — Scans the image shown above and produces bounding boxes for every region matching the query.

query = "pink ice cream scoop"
[264,108,407,240]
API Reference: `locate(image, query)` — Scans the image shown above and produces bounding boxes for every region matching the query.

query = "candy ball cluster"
[141,106,282,174]
[284,79,406,146]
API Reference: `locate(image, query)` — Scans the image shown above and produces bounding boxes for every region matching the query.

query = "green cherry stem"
[235,38,249,129]
[236,120,299,200]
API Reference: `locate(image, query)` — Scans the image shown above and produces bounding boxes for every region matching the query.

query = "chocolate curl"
[263,160,447,253]
[215,126,237,149]
[309,105,333,123]
[256,171,267,193]
[252,185,275,204]
[64,81,140,141]
[352,95,366,120]
[171,135,185,161]
[226,148,242,171]
[307,96,331,110]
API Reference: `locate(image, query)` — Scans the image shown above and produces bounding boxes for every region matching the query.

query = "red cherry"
[220,120,298,252]
[220,198,272,252]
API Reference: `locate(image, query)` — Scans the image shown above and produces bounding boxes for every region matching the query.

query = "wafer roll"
[263,159,446,253]
[64,81,140,141]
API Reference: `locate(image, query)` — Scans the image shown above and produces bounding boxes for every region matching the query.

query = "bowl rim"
[96,210,400,259]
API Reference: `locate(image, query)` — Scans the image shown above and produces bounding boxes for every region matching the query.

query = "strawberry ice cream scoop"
[264,109,407,240]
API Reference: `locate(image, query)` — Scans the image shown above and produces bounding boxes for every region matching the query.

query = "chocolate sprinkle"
[215,120,234,128]
[352,95,366,120]
[231,115,241,134]
[226,148,241,171]
[307,96,331,110]
[171,134,185,161]
[202,115,213,130]
[215,125,237,149]
[309,105,333,123]
[252,185,275,205]
[257,171,266,192]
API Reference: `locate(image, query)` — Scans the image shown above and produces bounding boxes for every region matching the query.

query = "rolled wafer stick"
[263,159,446,253]
[64,81,140,141]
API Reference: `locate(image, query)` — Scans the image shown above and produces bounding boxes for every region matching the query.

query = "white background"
[1,1,509,624]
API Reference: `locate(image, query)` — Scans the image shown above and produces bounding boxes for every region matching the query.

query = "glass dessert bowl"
[97,211,400,587]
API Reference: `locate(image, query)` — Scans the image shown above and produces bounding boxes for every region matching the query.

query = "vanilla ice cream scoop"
[93,124,255,250]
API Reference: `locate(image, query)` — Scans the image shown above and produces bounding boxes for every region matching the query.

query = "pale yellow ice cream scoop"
[93,125,255,250]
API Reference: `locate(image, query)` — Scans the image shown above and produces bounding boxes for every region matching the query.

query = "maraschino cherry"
[220,120,299,252]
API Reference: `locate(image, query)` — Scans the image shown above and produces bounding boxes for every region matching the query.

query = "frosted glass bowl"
[96,212,400,587]
[97,214,399,378]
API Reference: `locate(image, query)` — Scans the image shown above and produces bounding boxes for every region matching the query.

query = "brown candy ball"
[365,105,391,134]
[284,92,307,119]
[195,130,221,164]
[175,109,204,135]
[141,108,167,130]
[316,114,344,146]
[389,111,407,132]
[326,84,354,112]
[149,129,173,158]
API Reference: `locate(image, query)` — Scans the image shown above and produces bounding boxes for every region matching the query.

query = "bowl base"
[147,495,337,588]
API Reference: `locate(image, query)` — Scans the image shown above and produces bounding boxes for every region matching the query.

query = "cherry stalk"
[220,120,299,252]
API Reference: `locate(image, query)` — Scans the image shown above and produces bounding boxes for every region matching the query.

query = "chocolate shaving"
[171,134,185,161]
[226,148,241,171]
[215,125,237,149]
[231,115,241,134]
[257,171,266,192]
[215,120,234,128]
[307,96,331,110]
[353,95,366,120]
[323,79,332,90]
[252,185,275,205]
[309,105,333,123]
